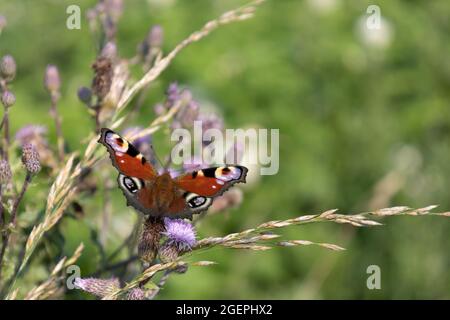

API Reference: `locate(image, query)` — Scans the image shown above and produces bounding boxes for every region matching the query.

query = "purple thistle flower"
[198,112,224,132]
[101,41,118,60]
[176,93,199,128]
[15,125,47,146]
[166,82,180,107]
[163,218,196,251]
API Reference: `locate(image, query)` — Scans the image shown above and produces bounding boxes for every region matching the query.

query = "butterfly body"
[99,128,248,219]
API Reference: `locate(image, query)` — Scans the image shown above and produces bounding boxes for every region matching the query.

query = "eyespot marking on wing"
[118,174,143,194]
[184,192,212,210]
[215,166,243,181]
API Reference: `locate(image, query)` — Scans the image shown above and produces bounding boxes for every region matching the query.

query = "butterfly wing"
[98,128,158,215]
[98,128,156,179]
[171,165,248,216]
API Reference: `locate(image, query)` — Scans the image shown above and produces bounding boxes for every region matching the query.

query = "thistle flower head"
[148,25,163,48]
[140,25,164,58]
[175,91,199,128]
[0,54,16,81]
[163,218,196,251]
[15,125,47,146]
[0,160,12,184]
[1,90,15,108]
[104,0,124,23]
[198,112,224,132]
[74,277,120,298]
[166,82,180,107]
[101,41,118,60]
[21,144,41,174]
[44,64,61,93]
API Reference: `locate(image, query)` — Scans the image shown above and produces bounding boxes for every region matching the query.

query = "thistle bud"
[0,15,7,32]
[101,41,117,60]
[0,55,16,82]
[1,90,15,108]
[21,144,41,174]
[74,277,120,299]
[77,86,92,106]
[44,65,61,93]
[0,160,12,184]
[153,103,165,116]
[91,57,113,100]
[104,0,124,23]
[148,25,163,49]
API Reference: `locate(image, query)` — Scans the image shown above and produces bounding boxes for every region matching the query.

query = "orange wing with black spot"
[171,166,248,216]
[98,128,159,216]
[98,128,156,180]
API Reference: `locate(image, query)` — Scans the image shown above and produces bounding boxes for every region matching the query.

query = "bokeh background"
[0,0,449,299]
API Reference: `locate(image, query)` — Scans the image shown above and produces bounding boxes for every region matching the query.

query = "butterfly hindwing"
[116,174,159,216]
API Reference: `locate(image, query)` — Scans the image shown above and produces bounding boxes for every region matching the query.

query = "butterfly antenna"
[150,144,166,171]
[163,153,174,171]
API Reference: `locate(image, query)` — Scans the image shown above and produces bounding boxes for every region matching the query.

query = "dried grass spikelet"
[138,216,165,265]
[23,243,84,300]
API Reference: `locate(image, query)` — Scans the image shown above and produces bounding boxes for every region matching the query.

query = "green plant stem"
[0,172,32,283]
[49,93,65,163]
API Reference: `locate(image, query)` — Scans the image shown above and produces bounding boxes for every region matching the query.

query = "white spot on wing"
[216,166,241,182]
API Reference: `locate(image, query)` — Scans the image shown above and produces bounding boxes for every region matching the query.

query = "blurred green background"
[0,0,449,299]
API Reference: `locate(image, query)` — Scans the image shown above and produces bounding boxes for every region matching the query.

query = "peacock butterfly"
[98,128,248,219]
